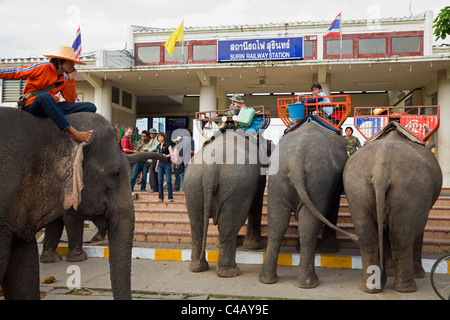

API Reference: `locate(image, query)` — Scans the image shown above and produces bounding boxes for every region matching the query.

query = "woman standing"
[342,127,361,156]
[155,132,174,202]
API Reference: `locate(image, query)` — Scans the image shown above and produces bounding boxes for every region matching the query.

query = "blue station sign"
[217,37,303,62]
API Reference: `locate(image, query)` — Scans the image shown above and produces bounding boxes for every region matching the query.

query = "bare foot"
[66,126,93,142]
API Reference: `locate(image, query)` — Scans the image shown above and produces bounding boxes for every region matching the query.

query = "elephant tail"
[293,171,363,244]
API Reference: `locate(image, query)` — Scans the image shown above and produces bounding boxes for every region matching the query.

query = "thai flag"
[324,13,341,38]
[72,26,82,60]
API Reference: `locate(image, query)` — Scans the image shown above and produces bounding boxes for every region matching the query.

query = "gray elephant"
[0,107,166,299]
[343,122,442,293]
[39,215,106,263]
[184,128,271,277]
[259,121,361,288]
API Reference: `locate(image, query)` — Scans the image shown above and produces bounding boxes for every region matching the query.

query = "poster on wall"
[217,37,303,62]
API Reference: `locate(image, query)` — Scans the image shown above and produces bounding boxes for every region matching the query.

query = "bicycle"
[430,252,450,300]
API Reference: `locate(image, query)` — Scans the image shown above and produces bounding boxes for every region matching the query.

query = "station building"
[1,11,450,185]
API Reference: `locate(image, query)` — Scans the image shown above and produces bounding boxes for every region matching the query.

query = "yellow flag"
[164,21,183,56]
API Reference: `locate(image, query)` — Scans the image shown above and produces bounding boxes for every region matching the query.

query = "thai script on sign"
[229,39,291,53]
[218,37,303,62]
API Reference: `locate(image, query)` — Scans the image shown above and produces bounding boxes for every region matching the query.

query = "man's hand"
[67,68,77,80]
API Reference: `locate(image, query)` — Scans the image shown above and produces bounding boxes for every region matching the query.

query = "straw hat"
[44,45,85,65]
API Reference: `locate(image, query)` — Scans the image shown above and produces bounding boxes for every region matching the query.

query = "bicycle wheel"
[430,253,450,300]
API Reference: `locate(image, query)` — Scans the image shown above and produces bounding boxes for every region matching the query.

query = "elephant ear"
[63,141,86,211]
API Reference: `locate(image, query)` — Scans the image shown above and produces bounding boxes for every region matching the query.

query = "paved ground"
[38,250,440,301]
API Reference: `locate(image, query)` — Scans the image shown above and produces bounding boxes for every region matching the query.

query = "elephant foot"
[414,265,426,278]
[394,278,417,293]
[243,238,264,250]
[259,269,278,284]
[360,279,383,293]
[318,239,340,253]
[217,265,241,277]
[298,273,319,289]
[66,250,88,262]
[40,250,62,264]
[189,260,209,273]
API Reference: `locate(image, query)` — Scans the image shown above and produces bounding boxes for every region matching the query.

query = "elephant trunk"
[107,202,135,300]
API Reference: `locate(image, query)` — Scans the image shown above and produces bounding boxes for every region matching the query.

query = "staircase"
[133,191,450,254]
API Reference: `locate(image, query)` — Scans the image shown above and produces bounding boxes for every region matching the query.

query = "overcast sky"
[0,0,448,59]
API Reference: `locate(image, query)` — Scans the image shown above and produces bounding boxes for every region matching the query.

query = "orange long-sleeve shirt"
[0,62,76,107]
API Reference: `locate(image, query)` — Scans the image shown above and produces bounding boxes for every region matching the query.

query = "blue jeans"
[25,92,97,131]
[131,161,149,191]
[158,161,173,200]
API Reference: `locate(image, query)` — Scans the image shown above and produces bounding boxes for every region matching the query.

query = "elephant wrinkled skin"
[259,122,360,288]
[184,130,271,277]
[343,128,442,293]
[0,107,166,299]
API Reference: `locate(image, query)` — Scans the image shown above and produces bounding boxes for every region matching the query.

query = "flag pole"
[181,20,185,63]
[339,12,343,59]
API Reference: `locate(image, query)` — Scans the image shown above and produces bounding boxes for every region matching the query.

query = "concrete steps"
[133,191,450,254]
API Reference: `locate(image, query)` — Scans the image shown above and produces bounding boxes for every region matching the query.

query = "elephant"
[0,107,167,300]
[39,215,106,263]
[184,128,272,277]
[343,123,442,293]
[259,121,361,288]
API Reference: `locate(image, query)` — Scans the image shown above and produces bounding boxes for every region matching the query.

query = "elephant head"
[63,113,167,299]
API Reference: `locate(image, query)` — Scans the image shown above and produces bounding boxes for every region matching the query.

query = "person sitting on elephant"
[224,94,246,116]
[0,45,96,142]
[298,83,333,117]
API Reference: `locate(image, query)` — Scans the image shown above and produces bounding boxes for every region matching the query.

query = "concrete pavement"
[38,243,441,301]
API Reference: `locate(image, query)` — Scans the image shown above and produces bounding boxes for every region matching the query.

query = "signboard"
[217,37,303,62]
[400,115,439,141]
[355,117,389,140]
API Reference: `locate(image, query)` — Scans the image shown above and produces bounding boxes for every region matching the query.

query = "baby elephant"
[343,123,442,293]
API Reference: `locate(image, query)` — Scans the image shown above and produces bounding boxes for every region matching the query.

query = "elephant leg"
[40,217,64,263]
[188,206,209,273]
[318,191,340,253]
[383,233,395,277]
[216,199,252,277]
[297,207,323,289]
[352,210,386,293]
[259,195,291,284]
[64,215,87,262]
[391,241,416,293]
[412,232,425,278]
[3,239,40,300]
[243,176,265,250]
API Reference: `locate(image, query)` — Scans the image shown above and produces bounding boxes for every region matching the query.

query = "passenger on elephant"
[130,130,152,191]
[0,46,96,142]
[121,127,136,154]
[298,83,332,117]
[224,94,245,116]
[155,132,174,202]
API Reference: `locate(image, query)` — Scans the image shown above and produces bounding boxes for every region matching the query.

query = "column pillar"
[437,69,450,187]
[199,76,217,112]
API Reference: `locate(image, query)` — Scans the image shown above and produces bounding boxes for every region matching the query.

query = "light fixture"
[354,81,397,86]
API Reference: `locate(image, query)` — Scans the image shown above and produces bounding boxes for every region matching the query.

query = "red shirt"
[120,136,134,154]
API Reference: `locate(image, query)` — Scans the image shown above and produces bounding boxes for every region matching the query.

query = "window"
[326,39,353,55]
[304,40,313,57]
[359,38,386,54]
[137,46,160,64]
[392,36,420,53]
[1,79,25,102]
[193,44,216,61]
[164,46,185,62]
[122,90,133,109]
[112,86,120,104]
